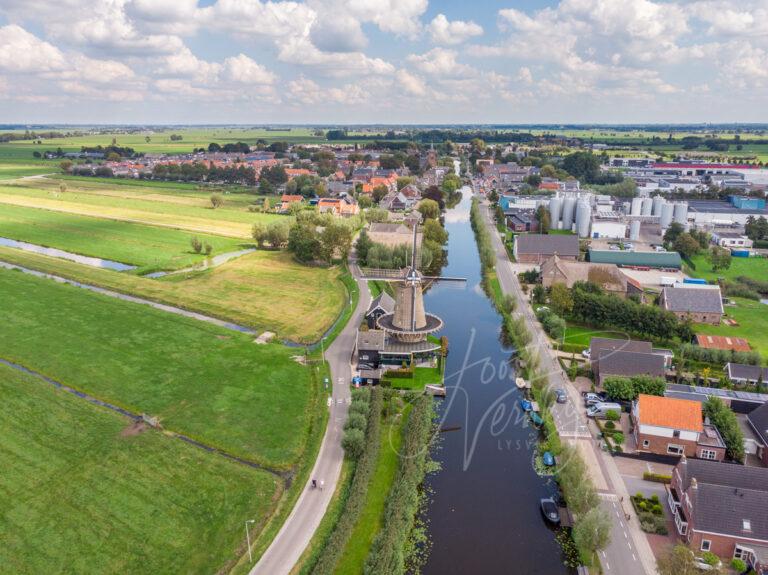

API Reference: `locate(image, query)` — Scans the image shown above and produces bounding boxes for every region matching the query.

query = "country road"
[478,196,655,575]
[249,259,370,575]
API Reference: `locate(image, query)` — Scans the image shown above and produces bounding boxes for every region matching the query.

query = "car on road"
[540,498,560,524]
[554,389,568,404]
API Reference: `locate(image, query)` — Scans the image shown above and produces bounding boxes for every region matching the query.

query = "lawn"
[0,267,319,469]
[688,253,768,283]
[0,179,284,238]
[562,324,628,347]
[0,203,246,272]
[334,416,406,575]
[389,366,444,390]
[0,362,280,574]
[0,246,344,342]
[0,164,55,179]
[694,297,768,360]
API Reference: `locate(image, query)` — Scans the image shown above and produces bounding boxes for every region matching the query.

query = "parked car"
[554,389,568,404]
[540,498,560,524]
[581,349,591,359]
[583,392,607,406]
[691,552,722,571]
[586,402,622,419]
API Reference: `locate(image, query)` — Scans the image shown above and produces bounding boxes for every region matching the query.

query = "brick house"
[512,234,579,264]
[747,402,768,466]
[668,457,768,573]
[541,255,628,297]
[632,394,726,460]
[659,286,724,325]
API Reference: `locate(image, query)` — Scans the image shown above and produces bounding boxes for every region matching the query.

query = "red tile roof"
[695,334,751,352]
[637,394,703,432]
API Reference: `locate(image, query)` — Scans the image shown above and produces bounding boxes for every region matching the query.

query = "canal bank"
[420,188,570,574]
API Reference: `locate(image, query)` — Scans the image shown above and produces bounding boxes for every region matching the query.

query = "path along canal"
[419,188,570,574]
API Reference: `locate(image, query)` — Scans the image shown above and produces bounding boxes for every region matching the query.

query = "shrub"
[638,501,647,511]
[605,409,620,422]
[190,236,202,253]
[612,432,625,444]
[643,472,672,484]
[650,494,660,504]
[702,551,719,566]
[604,421,615,430]
[344,411,367,432]
[348,400,370,417]
[651,504,663,516]
[341,428,365,460]
[731,558,747,572]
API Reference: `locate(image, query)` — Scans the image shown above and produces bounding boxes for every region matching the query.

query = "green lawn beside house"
[694,297,768,360]
[688,253,768,283]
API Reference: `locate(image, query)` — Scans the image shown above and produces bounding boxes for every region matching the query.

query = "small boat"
[425,385,446,397]
[520,399,532,412]
[530,412,544,426]
[515,377,527,389]
[542,451,555,466]
[540,498,561,525]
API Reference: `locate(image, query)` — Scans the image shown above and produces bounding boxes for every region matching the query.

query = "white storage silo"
[641,197,653,216]
[652,195,664,216]
[630,197,643,216]
[561,196,577,230]
[549,197,562,230]
[576,201,591,238]
[622,202,631,214]
[673,202,688,225]
[629,220,641,240]
[660,202,675,229]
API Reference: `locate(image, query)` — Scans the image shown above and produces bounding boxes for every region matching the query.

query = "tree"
[422,218,448,245]
[355,229,373,264]
[341,428,365,460]
[532,284,546,305]
[673,233,701,259]
[417,198,440,221]
[657,545,699,575]
[372,185,388,204]
[58,181,67,195]
[396,176,414,190]
[209,192,223,209]
[603,376,635,401]
[549,283,573,316]
[320,221,353,263]
[190,236,203,254]
[572,508,611,555]
[536,204,550,232]
[365,207,388,223]
[288,223,321,262]
[708,246,732,271]
[704,397,745,461]
[251,222,267,248]
[357,194,373,209]
[562,151,600,182]
[526,174,542,187]
[266,221,289,249]
[59,160,73,173]
[663,222,685,246]
[540,164,557,178]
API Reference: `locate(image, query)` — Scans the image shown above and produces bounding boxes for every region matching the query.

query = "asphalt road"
[250,261,370,575]
[478,197,651,575]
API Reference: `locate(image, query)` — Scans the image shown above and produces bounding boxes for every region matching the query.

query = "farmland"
[694,297,768,359]
[0,203,246,272]
[0,361,280,574]
[687,252,768,283]
[0,267,321,468]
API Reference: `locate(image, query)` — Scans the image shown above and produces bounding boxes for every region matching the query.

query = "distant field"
[0,203,246,272]
[694,297,768,360]
[688,253,768,283]
[0,362,279,574]
[0,246,345,342]
[0,267,319,468]
[0,164,55,179]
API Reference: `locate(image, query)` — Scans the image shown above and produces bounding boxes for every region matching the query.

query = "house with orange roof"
[280,194,304,212]
[285,168,316,179]
[632,394,726,460]
[317,197,359,217]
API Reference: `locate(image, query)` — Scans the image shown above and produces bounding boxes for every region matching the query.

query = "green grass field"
[388,366,443,390]
[563,324,628,347]
[694,297,768,360]
[0,203,246,272]
[0,267,318,468]
[688,253,768,283]
[334,417,406,574]
[0,246,344,342]
[0,362,279,574]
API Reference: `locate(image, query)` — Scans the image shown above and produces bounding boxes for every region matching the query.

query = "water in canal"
[0,236,136,271]
[420,188,570,574]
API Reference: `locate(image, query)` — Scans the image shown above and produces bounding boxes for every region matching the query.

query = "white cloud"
[310,14,368,52]
[278,36,394,76]
[287,74,368,104]
[406,48,475,77]
[203,0,315,39]
[428,14,483,45]
[0,25,66,73]
[396,69,426,96]
[516,67,533,85]
[223,53,276,84]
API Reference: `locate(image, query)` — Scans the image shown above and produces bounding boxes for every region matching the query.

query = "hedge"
[643,472,672,484]
[311,388,383,575]
[363,396,434,575]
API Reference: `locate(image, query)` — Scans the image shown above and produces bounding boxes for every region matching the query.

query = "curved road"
[250,262,370,575]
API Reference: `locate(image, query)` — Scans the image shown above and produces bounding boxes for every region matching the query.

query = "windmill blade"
[421,275,467,282]
[410,222,419,272]
[358,267,406,280]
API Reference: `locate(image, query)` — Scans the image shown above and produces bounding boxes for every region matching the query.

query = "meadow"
[0,362,280,574]
[694,297,768,359]
[0,203,246,272]
[687,253,768,283]
[0,267,320,469]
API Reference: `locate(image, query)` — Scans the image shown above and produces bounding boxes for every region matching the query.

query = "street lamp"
[245,519,256,563]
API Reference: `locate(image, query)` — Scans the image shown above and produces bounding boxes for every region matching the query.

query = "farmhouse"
[668,457,768,573]
[597,350,666,386]
[659,286,724,325]
[513,234,579,264]
[367,223,420,248]
[541,255,628,297]
[632,395,725,460]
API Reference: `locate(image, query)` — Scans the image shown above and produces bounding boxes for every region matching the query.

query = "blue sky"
[0,0,766,124]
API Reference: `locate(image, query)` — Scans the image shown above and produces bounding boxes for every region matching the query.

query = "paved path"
[249,259,370,575]
[479,199,654,575]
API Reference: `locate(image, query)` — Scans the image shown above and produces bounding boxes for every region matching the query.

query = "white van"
[586,402,622,419]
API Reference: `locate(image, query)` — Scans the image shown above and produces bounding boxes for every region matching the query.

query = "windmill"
[359,224,465,343]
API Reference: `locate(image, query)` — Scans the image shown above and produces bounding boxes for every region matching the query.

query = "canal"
[420,188,570,574]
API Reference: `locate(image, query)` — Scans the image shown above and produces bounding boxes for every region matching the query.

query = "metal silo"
[549,197,562,230]
[576,201,591,238]
[561,196,577,230]
[641,197,653,216]
[630,197,643,216]
[660,202,675,228]
[622,202,631,214]
[629,220,641,240]
[652,195,664,216]
[673,202,688,225]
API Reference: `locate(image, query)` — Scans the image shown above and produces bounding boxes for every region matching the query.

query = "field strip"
[0,260,257,334]
[0,192,253,238]
[0,357,286,478]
